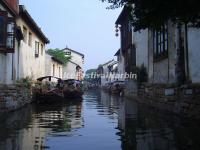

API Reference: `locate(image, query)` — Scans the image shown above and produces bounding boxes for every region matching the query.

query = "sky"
[19,0,122,71]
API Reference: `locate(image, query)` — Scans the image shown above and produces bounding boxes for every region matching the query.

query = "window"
[0,11,15,53]
[6,18,15,50]
[0,11,7,48]
[35,41,39,57]
[23,26,27,43]
[65,51,71,55]
[41,44,43,55]
[28,32,32,46]
[153,24,168,60]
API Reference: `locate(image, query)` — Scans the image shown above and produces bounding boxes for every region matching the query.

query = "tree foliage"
[101,0,200,31]
[47,48,71,65]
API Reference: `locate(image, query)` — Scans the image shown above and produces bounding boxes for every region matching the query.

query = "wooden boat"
[33,76,64,103]
[63,79,84,99]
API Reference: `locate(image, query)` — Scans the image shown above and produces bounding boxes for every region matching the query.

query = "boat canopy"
[37,76,62,82]
[63,79,82,85]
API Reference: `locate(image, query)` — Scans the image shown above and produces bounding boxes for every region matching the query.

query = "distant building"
[99,59,118,86]
[62,47,84,81]
[45,53,63,80]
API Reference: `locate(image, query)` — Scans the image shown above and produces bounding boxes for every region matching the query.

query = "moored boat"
[111,81,125,96]
[63,79,84,99]
[33,76,64,103]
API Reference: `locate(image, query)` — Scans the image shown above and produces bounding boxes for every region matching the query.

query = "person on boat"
[56,79,64,90]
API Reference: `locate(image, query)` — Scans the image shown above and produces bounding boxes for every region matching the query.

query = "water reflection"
[0,90,199,150]
[0,101,83,150]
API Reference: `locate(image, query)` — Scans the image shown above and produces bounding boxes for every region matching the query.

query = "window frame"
[65,51,71,55]
[35,41,39,58]
[23,26,27,43]
[0,11,15,53]
[6,17,15,52]
[0,11,8,51]
[153,24,168,61]
[28,32,32,47]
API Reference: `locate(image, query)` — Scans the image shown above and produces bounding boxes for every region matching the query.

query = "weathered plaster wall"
[117,50,125,77]
[100,61,119,86]
[63,61,78,80]
[133,29,148,68]
[16,18,46,80]
[148,22,176,84]
[148,30,154,83]
[101,64,110,86]
[187,27,200,83]
[63,49,84,80]
[45,53,63,80]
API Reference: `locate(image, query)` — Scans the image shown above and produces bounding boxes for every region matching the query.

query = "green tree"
[101,0,200,31]
[47,48,71,65]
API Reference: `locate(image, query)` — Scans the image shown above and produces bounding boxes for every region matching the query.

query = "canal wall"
[0,84,32,113]
[124,79,138,98]
[137,83,200,119]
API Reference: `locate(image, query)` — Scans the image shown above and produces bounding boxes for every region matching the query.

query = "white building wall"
[117,49,125,78]
[148,22,200,84]
[100,60,119,86]
[45,53,63,81]
[62,49,84,80]
[187,27,200,83]
[16,18,46,80]
[101,64,110,86]
[148,21,177,84]
[63,62,78,79]
[63,49,84,69]
[71,52,83,69]
[133,29,148,68]
[110,63,119,82]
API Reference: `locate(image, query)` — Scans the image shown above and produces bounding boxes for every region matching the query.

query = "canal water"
[0,90,200,150]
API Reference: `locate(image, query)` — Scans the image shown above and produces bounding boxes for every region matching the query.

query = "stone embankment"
[0,84,32,113]
[137,83,200,119]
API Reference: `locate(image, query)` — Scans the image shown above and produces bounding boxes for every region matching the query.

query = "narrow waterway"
[0,90,200,150]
